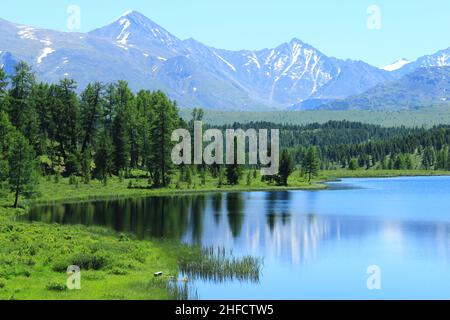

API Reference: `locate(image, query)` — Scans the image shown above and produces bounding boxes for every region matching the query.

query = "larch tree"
[302,146,320,182]
[278,149,295,186]
[148,91,179,187]
[8,132,35,208]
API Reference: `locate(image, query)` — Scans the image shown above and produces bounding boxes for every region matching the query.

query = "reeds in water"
[178,247,261,283]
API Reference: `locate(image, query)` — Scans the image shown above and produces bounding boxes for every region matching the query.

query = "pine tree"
[302,146,320,182]
[94,132,114,181]
[103,83,117,131]
[278,149,295,186]
[436,146,449,170]
[148,91,179,187]
[81,147,93,184]
[422,146,436,170]
[81,82,104,154]
[8,132,36,208]
[112,81,133,174]
[50,78,80,160]
[226,137,243,185]
[7,61,39,147]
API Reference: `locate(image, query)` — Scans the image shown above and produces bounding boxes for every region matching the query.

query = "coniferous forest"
[1,61,450,208]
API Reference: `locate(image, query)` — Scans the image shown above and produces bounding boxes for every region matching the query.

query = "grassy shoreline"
[1,169,449,300]
[28,169,450,207]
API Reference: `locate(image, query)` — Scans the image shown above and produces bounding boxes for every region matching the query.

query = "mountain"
[381,58,411,72]
[0,11,436,111]
[393,48,450,76]
[318,66,450,110]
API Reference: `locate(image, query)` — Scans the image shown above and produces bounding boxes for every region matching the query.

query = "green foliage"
[226,164,242,185]
[302,146,320,182]
[94,132,114,180]
[277,150,295,186]
[422,146,436,170]
[46,282,67,292]
[8,132,36,207]
[349,158,358,170]
[148,91,180,187]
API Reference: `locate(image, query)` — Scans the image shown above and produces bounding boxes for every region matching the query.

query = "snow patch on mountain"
[437,53,449,66]
[382,58,411,71]
[37,47,55,64]
[17,26,37,40]
[213,51,236,72]
[115,18,131,49]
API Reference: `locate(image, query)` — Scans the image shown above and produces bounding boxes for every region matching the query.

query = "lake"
[25,176,450,299]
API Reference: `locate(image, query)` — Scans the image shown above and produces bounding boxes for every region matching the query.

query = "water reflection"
[25,191,450,266]
[24,176,450,298]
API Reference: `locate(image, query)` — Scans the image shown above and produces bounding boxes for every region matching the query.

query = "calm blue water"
[27,176,450,299]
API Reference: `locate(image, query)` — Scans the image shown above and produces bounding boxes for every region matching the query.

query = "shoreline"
[25,169,450,207]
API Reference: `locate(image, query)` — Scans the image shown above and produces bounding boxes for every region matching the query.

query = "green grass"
[319,169,450,180]
[28,173,325,207]
[0,207,185,300]
[1,168,449,300]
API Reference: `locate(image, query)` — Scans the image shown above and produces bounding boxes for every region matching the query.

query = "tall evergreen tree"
[148,91,179,187]
[58,78,80,154]
[7,61,39,145]
[30,82,51,154]
[94,132,114,181]
[136,90,154,168]
[226,138,243,185]
[422,146,436,170]
[111,81,133,174]
[278,150,295,186]
[302,146,320,182]
[103,83,117,131]
[81,82,104,154]
[8,132,35,208]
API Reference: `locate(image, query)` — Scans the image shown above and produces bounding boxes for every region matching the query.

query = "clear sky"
[1,0,449,67]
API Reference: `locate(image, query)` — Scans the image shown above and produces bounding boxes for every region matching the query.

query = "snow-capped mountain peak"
[89,10,182,55]
[381,58,411,71]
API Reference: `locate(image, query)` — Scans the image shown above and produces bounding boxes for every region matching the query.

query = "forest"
[1,61,450,209]
[216,121,450,171]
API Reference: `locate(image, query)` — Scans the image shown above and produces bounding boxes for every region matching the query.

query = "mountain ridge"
[0,11,448,110]
[314,66,450,111]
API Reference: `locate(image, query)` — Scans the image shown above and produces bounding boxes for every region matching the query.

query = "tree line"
[0,62,184,206]
[215,121,450,171]
[0,62,303,207]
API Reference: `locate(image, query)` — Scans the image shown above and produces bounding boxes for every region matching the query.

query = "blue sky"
[1,0,449,67]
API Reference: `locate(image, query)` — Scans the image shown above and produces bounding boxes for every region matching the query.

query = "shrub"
[0,278,7,289]
[46,282,67,291]
[109,267,128,275]
[71,252,109,270]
